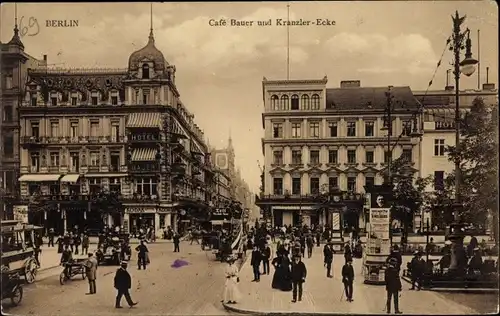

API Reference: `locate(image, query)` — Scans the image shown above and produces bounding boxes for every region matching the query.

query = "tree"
[93,190,124,225]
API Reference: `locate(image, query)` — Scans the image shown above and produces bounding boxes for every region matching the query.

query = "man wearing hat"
[385,258,402,314]
[261,243,271,275]
[323,240,334,278]
[341,257,355,302]
[113,261,138,308]
[409,251,423,290]
[386,245,402,272]
[290,254,307,303]
[85,253,98,294]
[250,245,262,282]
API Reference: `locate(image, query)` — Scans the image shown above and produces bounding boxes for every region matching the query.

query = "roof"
[325,86,419,110]
[7,26,24,50]
[128,30,167,71]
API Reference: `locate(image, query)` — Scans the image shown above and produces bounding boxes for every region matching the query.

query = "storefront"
[123,206,172,238]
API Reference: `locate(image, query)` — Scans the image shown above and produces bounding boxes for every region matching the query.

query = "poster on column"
[368,208,391,255]
[13,205,29,224]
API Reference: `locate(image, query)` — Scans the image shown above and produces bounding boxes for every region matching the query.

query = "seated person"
[60,245,73,278]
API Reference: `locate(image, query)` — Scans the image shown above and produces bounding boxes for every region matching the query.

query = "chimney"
[43,54,47,61]
[482,67,495,90]
[340,80,361,88]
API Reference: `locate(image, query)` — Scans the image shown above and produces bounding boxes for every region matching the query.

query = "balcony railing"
[21,136,43,144]
[120,194,159,202]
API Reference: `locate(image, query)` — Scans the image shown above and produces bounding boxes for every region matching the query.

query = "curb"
[222,303,366,315]
[401,276,499,294]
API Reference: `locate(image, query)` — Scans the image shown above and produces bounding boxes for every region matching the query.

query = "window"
[30,152,40,172]
[292,177,301,195]
[401,149,412,162]
[365,121,374,137]
[301,95,310,110]
[292,150,302,165]
[111,125,119,142]
[310,177,320,194]
[143,93,148,105]
[291,94,299,110]
[70,122,79,139]
[329,177,338,189]
[384,151,391,164]
[31,95,37,107]
[281,95,289,110]
[434,139,445,156]
[109,178,121,194]
[271,95,279,110]
[272,123,283,138]
[110,151,120,171]
[434,171,444,191]
[50,152,59,166]
[31,123,39,138]
[291,122,301,138]
[365,151,374,163]
[91,96,98,105]
[310,150,320,165]
[328,150,338,164]
[135,90,140,104]
[90,151,99,166]
[347,177,356,192]
[402,121,412,136]
[51,97,57,106]
[88,178,101,195]
[347,150,356,164]
[273,150,283,165]
[3,171,15,192]
[5,72,13,89]
[71,97,77,106]
[347,122,356,137]
[328,122,338,137]
[70,152,79,172]
[3,105,13,122]
[309,122,320,138]
[111,96,118,105]
[365,176,375,188]
[142,64,150,79]
[3,135,14,157]
[273,178,283,195]
[90,122,99,137]
[50,122,59,137]
[311,94,320,110]
[136,177,157,196]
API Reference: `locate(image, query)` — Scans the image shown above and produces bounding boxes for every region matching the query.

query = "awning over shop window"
[60,174,80,183]
[131,148,157,161]
[18,174,62,182]
[126,112,162,128]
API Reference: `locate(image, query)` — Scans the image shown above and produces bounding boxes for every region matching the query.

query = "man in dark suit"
[250,246,262,282]
[173,233,180,252]
[290,254,307,303]
[342,258,355,302]
[323,241,334,278]
[306,234,314,258]
[114,261,137,308]
[261,244,271,275]
[135,240,149,270]
[385,258,403,314]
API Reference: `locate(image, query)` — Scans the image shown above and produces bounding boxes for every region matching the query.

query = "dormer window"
[91,91,100,105]
[111,95,118,105]
[50,93,59,106]
[142,64,150,79]
[72,96,78,106]
[91,96,98,105]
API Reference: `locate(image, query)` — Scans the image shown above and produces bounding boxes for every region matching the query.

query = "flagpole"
[287,3,290,80]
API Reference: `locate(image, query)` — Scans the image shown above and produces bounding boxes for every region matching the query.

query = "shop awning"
[60,174,80,183]
[126,112,162,128]
[131,148,157,161]
[85,173,127,178]
[18,174,62,182]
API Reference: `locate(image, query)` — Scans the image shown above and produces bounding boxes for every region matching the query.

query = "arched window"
[311,94,320,110]
[271,95,279,110]
[280,95,289,110]
[142,64,150,79]
[291,94,299,110]
[301,95,310,110]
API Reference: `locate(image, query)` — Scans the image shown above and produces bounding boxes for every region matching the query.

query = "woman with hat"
[223,255,240,304]
[271,251,292,291]
[385,257,402,314]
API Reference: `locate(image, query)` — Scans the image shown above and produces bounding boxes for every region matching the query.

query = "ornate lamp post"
[448,11,478,272]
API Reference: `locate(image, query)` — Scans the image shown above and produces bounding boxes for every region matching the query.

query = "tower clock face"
[217,154,227,168]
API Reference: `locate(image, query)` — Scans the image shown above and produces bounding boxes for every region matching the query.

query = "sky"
[1,1,498,192]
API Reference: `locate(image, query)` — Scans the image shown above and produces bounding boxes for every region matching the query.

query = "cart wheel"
[59,272,67,285]
[10,286,23,306]
[24,259,38,284]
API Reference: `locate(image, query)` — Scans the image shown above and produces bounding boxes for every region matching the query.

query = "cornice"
[263,137,415,146]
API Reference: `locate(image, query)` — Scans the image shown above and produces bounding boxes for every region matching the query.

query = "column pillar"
[154,213,160,238]
[123,213,130,234]
[165,213,172,229]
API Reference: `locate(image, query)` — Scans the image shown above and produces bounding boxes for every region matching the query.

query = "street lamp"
[448,11,478,272]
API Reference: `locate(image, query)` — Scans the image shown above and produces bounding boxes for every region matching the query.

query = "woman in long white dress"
[223,256,240,304]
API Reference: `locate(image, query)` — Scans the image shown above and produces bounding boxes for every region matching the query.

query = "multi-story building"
[414,83,498,228]
[212,168,232,204]
[0,23,47,220]
[256,78,420,230]
[18,28,211,235]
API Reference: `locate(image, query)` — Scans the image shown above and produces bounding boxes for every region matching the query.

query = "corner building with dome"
[17,28,214,236]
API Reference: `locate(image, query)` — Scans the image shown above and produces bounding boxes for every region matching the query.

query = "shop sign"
[126,207,153,214]
[157,208,169,213]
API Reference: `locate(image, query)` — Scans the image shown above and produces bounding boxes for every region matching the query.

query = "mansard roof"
[326,86,418,110]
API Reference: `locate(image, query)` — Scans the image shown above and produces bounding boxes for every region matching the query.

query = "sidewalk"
[224,251,477,315]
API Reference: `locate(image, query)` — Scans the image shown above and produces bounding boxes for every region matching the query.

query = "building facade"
[256,78,421,230]
[0,24,47,220]
[18,29,212,235]
[414,85,498,228]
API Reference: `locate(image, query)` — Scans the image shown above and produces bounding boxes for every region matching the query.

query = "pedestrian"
[315,229,321,247]
[306,234,314,258]
[56,235,64,253]
[342,258,355,302]
[68,232,75,253]
[344,243,353,264]
[74,234,81,255]
[410,251,423,290]
[385,258,403,314]
[386,245,402,272]
[85,253,98,294]
[290,254,307,303]
[222,255,240,304]
[323,240,334,278]
[60,245,73,279]
[135,240,149,270]
[48,228,55,247]
[250,245,262,282]
[173,232,180,252]
[261,244,271,275]
[34,243,42,267]
[299,234,306,258]
[82,234,90,255]
[114,261,138,308]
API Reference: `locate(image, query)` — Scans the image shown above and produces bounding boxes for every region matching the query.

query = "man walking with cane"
[342,258,355,302]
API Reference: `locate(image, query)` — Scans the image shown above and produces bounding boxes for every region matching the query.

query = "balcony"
[120,194,159,203]
[88,136,99,143]
[48,166,60,172]
[21,136,43,146]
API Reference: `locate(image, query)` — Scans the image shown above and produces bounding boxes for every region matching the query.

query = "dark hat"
[120,261,128,266]
[346,258,353,263]
[293,253,301,258]
[388,258,398,265]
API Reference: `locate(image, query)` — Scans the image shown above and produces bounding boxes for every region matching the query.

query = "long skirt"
[223,277,241,302]
[271,268,292,291]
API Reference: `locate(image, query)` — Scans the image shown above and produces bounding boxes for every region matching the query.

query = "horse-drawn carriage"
[1,220,43,284]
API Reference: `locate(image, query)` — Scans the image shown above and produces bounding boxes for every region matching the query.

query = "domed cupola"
[128,29,167,72]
